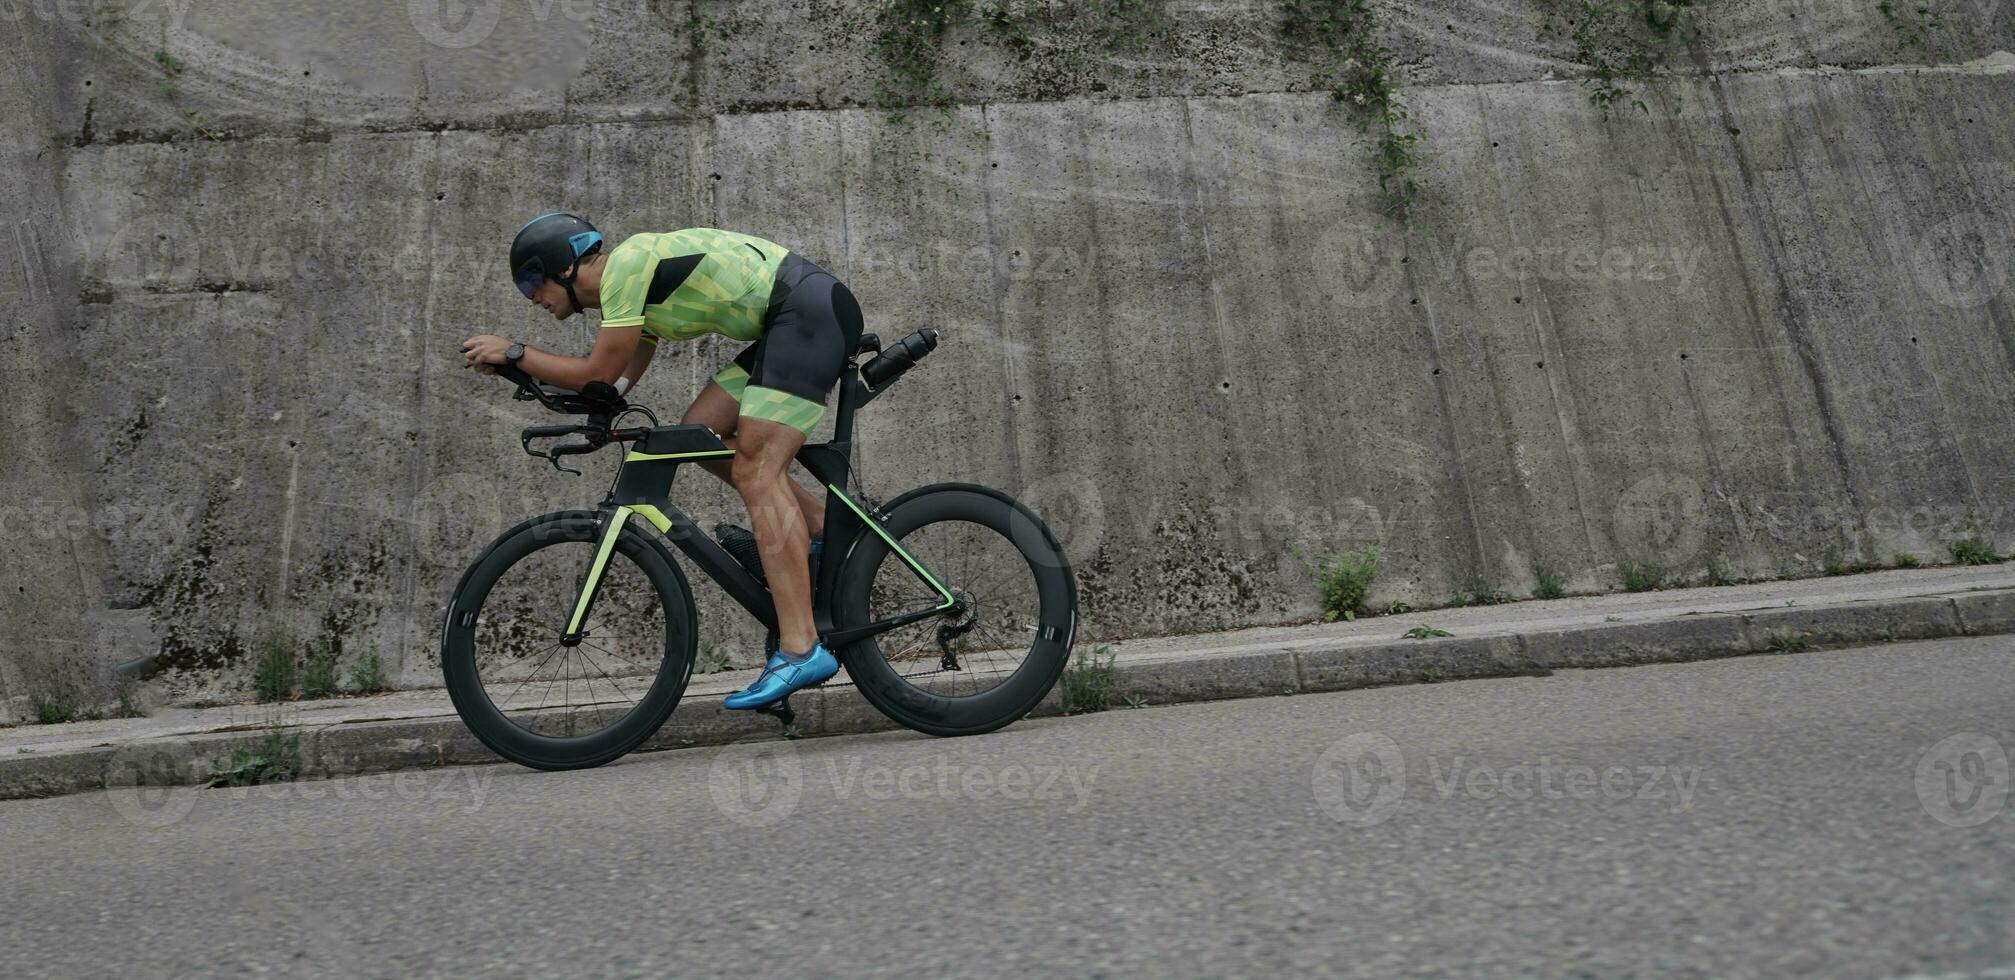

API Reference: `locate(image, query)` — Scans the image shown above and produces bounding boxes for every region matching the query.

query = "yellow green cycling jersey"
[597,229,790,344]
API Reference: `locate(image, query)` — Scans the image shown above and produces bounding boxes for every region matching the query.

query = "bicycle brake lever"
[518,439,584,476]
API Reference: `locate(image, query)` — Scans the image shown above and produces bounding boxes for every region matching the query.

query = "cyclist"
[461,213,862,710]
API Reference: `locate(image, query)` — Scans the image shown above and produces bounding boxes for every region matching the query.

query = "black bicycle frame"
[559,356,957,651]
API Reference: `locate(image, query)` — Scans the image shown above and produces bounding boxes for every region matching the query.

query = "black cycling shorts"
[710,253,863,434]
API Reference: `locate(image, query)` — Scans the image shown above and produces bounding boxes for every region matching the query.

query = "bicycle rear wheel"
[835,485,1077,736]
[442,511,697,770]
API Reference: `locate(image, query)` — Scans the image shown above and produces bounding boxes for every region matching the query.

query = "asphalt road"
[3,636,2011,978]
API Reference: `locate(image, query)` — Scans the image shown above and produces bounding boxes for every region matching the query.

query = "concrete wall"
[3,0,2013,703]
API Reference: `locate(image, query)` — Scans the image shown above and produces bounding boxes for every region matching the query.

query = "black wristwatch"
[504,342,525,364]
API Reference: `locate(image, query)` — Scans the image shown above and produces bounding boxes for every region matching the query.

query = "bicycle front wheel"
[835,485,1077,736]
[441,511,697,770]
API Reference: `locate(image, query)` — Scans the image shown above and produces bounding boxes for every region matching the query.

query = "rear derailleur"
[936,588,978,671]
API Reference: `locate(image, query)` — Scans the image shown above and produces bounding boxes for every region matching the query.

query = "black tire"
[835,485,1077,737]
[442,511,697,770]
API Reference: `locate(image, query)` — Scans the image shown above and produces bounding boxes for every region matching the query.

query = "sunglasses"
[513,267,547,300]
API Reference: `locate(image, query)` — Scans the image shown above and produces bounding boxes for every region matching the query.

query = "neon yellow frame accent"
[624,449,735,462]
[566,505,632,633]
[627,504,674,534]
[828,485,956,610]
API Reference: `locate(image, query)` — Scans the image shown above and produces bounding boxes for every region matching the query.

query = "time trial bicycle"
[440,329,1079,770]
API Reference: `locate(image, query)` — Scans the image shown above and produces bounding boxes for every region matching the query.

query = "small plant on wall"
[873,1,1428,213]
[1534,0,1700,113]
[873,0,969,107]
[1278,0,1426,215]
[1877,0,1946,47]
[875,0,1163,108]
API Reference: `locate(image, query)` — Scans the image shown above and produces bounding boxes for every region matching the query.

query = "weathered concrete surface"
[1953,587,2015,633]
[35,0,2015,141]
[3,2,2014,699]
[0,14,113,715]
[1297,633,1541,690]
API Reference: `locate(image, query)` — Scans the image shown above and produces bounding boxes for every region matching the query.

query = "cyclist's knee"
[730,452,770,490]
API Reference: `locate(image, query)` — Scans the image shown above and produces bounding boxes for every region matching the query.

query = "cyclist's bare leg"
[680,382,825,536]
[732,416,817,654]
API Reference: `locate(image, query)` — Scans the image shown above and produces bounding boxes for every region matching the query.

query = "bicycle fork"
[559,506,634,647]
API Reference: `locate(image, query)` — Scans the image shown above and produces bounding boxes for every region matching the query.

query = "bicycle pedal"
[752,695,796,728]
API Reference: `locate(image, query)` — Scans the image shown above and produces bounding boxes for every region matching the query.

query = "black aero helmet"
[510,213,603,311]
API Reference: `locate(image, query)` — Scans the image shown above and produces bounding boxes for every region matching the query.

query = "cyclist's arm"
[617,337,657,394]
[516,326,642,390]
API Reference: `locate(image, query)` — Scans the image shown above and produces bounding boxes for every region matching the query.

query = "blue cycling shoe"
[723,642,839,710]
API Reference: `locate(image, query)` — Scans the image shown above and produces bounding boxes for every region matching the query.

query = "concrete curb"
[4,589,2011,802]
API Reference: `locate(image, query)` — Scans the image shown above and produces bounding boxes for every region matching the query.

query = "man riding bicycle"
[460,213,861,710]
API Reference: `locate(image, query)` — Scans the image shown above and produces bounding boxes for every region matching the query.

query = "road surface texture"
[3,636,2009,978]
